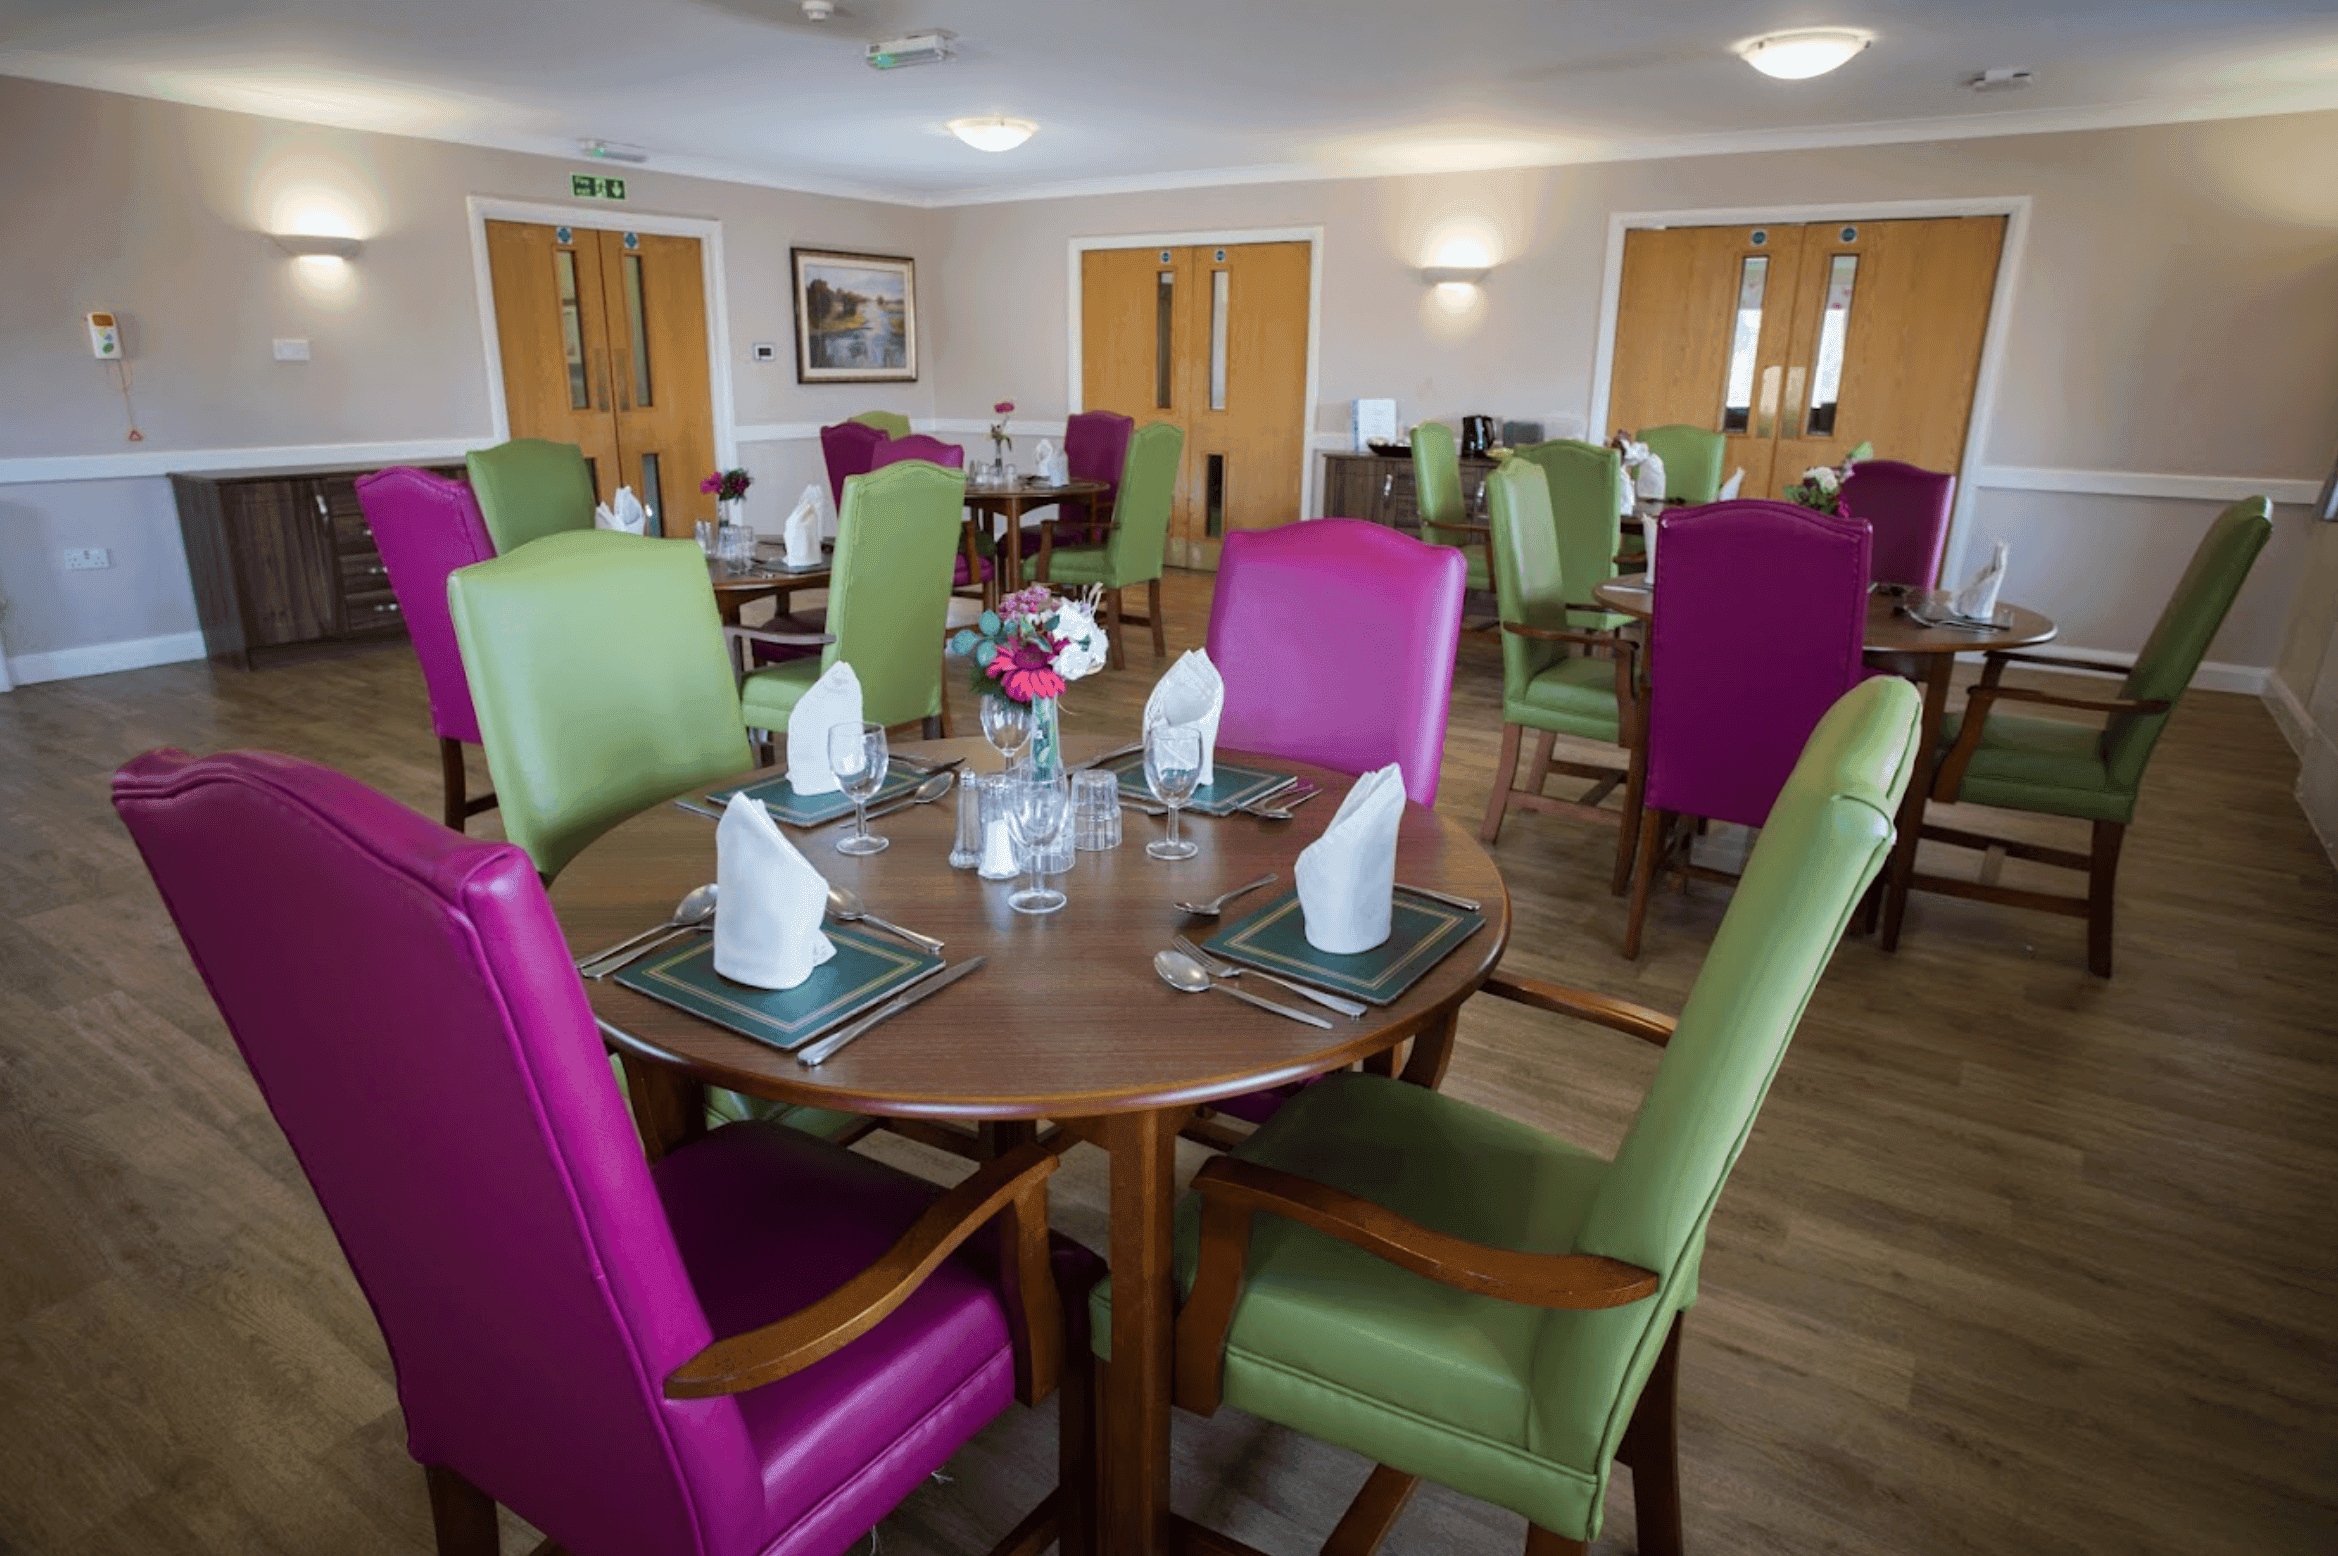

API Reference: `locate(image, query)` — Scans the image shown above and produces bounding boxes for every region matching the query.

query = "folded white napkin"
[1641,515,1661,586]
[712,793,836,990]
[785,661,864,796]
[1634,451,1668,505]
[1294,762,1406,954]
[1032,439,1057,484]
[1143,649,1224,787]
[1718,467,1745,501]
[1613,462,1636,519]
[783,482,824,567]
[593,485,649,534]
[1952,540,2009,621]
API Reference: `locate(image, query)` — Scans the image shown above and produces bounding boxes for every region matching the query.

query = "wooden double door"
[1608,216,2006,504]
[485,220,717,534]
[1081,240,1311,570]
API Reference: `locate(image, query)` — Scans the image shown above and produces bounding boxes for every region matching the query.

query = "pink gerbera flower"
[987,634,1066,702]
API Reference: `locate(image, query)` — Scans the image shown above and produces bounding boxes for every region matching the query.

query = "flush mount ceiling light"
[948,116,1038,152]
[1735,29,1874,80]
[271,233,363,260]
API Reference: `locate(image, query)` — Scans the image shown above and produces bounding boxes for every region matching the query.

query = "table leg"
[616,1052,706,1163]
[1879,654,1953,951]
[1003,501,1025,592]
[1102,1107,1179,1556]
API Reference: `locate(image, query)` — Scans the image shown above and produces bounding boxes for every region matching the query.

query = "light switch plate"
[751,342,777,362]
[273,338,311,361]
[64,547,111,570]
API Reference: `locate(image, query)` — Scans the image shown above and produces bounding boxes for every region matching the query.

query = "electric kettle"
[1460,415,1496,457]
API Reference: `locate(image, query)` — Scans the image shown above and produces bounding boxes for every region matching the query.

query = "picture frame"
[790,248,918,383]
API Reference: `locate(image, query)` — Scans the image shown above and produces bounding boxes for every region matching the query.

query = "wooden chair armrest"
[1931,684,2167,801]
[1479,970,1675,1048]
[1174,1156,1658,1413]
[1440,520,1494,537]
[1499,621,1635,654]
[666,1139,1064,1401]
[1982,649,2133,682]
[722,625,835,648]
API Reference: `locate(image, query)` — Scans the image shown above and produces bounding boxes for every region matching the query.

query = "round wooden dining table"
[705,549,831,626]
[550,734,1511,1556]
[964,477,1109,591]
[1591,577,2057,948]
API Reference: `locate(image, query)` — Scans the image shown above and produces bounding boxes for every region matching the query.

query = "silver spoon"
[1153,949,1333,1029]
[1246,785,1323,821]
[577,883,717,972]
[1172,933,1366,1018]
[827,884,945,954]
[816,768,954,828]
[1175,873,1278,917]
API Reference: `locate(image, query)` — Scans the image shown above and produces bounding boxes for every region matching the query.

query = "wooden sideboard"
[1320,450,1498,530]
[171,462,464,669]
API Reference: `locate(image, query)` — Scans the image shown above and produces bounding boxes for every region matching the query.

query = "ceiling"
[5,0,2336,206]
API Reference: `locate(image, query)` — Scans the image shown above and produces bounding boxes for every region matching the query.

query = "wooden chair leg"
[1612,741,1646,897]
[1055,1346,1098,1556]
[1481,723,1524,843]
[1623,807,1668,961]
[1148,576,1166,659]
[2087,820,2125,978]
[1106,588,1127,671]
[440,737,475,833]
[1617,1315,1685,1556]
[423,1464,499,1556]
[1322,1463,1420,1556]
[1523,1526,1587,1555]
[1522,730,1557,798]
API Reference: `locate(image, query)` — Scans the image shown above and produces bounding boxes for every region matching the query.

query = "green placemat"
[1104,753,1298,817]
[1201,887,1486,1007]
[614,923,943,1053]
[707,768,920,827]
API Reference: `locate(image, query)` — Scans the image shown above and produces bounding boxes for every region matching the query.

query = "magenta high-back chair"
[819,419,890,510]
[111,748,1086,1556]
[1839,458,1955,589]
[355,467,498,831]
[1624,498,1871,957]
[1209,518,1465,808]
[867,433,965,470]
[1060,410,1135,543]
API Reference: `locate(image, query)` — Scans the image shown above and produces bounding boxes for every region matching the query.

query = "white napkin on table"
[1633,451,1668,506]
[594,485,649,534]
[785,661,864,796]
[1143,649,1224,787]
[712,793,836,991]
[783,482,824,567]
[1952,540,2010,622]
[1294,762,1406,954]
[1718,467,1745,501]
[1032,439,1059,484]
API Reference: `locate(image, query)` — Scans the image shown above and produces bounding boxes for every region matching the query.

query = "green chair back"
[1485,458,1574,705]
[447,530,749,880]
[465,438,599,555]
[2099,497,2271,791]
[1514,439,1623,628]
[849,410,912,439]
[817,459,968,727]
[1637,424,1725,505]
[1409,422,1470,551]
[1090,421,1184,586]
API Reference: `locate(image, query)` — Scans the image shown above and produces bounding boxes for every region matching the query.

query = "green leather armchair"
[1513,439,1629,631]
[1897,496,2273,976]
[1036,420,1183,668]
[1636,425,1726,507]
[1479,458,1640,888]
[738,458,966,743]
[1092,676,1921,1556]
[465,438,600,555]
[849,410,913,439]
[1409,421,1492,593]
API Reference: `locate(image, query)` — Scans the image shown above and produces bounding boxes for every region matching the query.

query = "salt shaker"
[950,771,983,869]
[976,775,1020,880]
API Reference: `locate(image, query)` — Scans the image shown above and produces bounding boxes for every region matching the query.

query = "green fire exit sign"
[570,174,627,201]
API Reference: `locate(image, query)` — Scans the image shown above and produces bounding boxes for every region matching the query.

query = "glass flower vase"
[1022,696,1073,875]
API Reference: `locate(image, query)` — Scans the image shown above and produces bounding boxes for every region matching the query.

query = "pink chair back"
[110,749,765,1555]
[1644,499,1871,829]
[1839,459,1954,589]
[355,467,495,746]
[1208,519,1465,806]
[820,420,890,509]
[868,434,966,470]
[1066,411,1135,496]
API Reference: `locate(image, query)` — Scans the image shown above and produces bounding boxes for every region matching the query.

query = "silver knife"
[1206,774,1299,816]
[674,798,726,821]
[798,956,986,1067]
[1397,883,1482,912]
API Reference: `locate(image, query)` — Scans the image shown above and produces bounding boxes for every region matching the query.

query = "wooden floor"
[4,567,2334,1555]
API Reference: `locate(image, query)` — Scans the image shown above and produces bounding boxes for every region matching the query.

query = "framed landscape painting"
[790,248,918,383]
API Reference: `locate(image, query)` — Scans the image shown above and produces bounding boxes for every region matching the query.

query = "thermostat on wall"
[752,342,778,362]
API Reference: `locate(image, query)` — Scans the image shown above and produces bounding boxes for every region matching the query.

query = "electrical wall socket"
[272,338,311,362]
[64,547,111,571]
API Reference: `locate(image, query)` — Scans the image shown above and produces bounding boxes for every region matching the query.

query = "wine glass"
[828,721,890,856]
[1006,774,1070,915]
[980,696,1034,774]
[1143,723,1202,861]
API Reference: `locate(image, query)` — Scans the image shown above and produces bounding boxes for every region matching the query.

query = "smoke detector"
[1966,68,2036,93]
[799,0,833,19]
[867,30,957,69]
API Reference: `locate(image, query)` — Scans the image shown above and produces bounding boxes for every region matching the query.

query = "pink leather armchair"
[1839,458,1955,590]
[112,747,1098,1556]
[1058,410,1135,544]
[819,419,890,511]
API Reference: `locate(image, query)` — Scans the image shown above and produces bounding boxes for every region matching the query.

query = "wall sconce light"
[272,234,363,261]
[1421,266,1489,287]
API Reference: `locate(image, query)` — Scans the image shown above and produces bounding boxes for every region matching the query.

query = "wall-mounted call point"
[87,312,121,358]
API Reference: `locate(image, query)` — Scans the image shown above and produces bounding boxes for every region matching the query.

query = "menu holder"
[707,768,920,828]
[1104,753,1300,818]
[1200,886,1487,1007]
[613,924,943,1053]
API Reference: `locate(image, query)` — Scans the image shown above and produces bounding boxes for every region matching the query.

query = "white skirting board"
[5,631,210,687]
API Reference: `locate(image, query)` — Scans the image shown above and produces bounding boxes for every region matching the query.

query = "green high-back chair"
[1480,459,1640,883]
[448,529,748,882]
[1515,438,1628,630]
[1107,675,1919,1556]
[1901,496,2272,976]
[466,438,600,555]
[1637,424,1726,506]
[739,458,965,741]
[849,410,912,439]
[1036,420,1183,668]
[1410,421,1491,592]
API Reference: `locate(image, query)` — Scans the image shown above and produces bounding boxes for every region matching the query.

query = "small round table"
[964,478,1109,591]
[551,735,1511,1556]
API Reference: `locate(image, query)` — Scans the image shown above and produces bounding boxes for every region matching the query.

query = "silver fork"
[1172,934,1367,1019]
